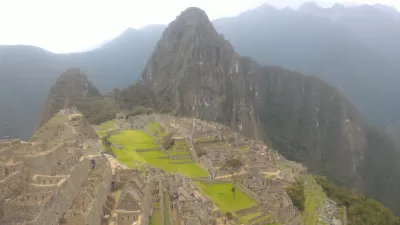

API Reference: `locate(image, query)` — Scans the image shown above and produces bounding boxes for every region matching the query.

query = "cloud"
[0,0,398,53]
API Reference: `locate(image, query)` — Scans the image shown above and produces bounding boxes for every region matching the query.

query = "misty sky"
[0,0,398,53]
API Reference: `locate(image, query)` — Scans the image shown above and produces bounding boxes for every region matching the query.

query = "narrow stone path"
[171,207,180,225]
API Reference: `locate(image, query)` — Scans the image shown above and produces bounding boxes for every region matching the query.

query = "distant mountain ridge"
[0,26,162,140]
[214,2,400,127]
[2,3,399,140]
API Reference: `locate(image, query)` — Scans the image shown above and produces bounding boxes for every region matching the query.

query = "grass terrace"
[94,120,115,137]
[194,181,256,213]
[238,145,249,151]
[107,130,207,177]
[150,208,162,225]
[302,175,327,225]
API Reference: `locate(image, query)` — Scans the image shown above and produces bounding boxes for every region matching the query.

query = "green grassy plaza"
[107,129,208,177]
[194,181,256,213]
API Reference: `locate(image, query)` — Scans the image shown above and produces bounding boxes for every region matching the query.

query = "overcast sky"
[0,0,398,53]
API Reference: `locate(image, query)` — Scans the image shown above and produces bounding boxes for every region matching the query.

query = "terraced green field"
[302,175,326,225]
[194,181,256,213]
[150,208,162,225]
[94,120,115,137]
[108,130,207,177]
[239,211,262,223]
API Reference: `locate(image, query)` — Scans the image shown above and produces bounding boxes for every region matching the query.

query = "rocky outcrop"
[38,69,116,128]
[141,8,261,139]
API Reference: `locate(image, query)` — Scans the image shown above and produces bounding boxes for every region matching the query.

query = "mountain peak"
[332,3,345,9]
[174,7,211,25]
[299,2,320,12]
[37,69,102,128]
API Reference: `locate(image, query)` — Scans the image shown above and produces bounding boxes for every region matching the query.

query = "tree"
[225,212,233,220]
[285,179,305,211]
[348,199,394,225]
[315,175,397,225]
[161,132,175,150]
[224,158,242,180]
[195,146,207,157]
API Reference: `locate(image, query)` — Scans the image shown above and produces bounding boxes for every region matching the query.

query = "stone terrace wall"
[16,144,68,177]
[0,139,21,148]
[84,158,112,225]
[0,157,90,225]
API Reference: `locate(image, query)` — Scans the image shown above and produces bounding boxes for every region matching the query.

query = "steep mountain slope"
[119,7,400,214]
[38,68,116,128]
[0,26,161,139]
[213,4,400,127]
[386,121,400,148]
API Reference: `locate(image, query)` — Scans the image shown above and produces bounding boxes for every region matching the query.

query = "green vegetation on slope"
[315,175,399,225]
[361,126,400,214]
[302,175,326,225]
[94,120,115,138]
[76,98,118,125]
[285,179,305,211]
[194,181,256,213]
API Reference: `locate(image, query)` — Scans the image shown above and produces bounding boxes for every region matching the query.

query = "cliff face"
[141,8,260,139]
[248,64,367,185]
[38,69,115,128]
[131,8,367,186]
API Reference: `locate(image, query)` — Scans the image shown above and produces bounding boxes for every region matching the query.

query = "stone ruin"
[1,110,334,225]
[0,110,112,225]
[121,114,313,225]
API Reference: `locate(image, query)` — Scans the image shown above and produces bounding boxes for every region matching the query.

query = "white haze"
[0,0,398,53]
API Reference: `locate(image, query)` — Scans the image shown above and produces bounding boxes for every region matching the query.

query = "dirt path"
[171,207,180,225]
[214,170,280,180]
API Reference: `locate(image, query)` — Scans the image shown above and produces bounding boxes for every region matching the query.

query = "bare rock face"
[141,8,261,139]
[135,7,367,186]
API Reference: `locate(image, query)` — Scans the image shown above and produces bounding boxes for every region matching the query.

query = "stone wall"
[85,158,113,225]
[32,175,66,185]
[116,211,141,225]
[0,170,25,218]
[0,139,21,148]
[0,161,23,179]
[235,183,260,204]
[17,143,68,176]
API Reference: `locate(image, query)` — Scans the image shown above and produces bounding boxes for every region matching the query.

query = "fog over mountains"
[0,2,399,141]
